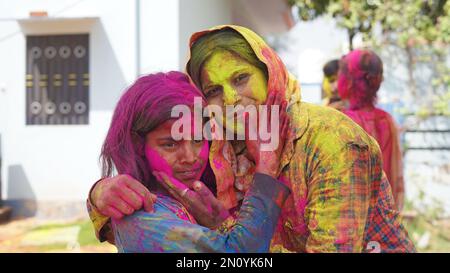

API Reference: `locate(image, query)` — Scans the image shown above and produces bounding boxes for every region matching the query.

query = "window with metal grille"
[26,34,89,125]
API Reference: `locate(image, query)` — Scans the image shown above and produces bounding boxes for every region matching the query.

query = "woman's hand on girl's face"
[245,91,291,178]
[91,174,157,220]
[153,171,230,229]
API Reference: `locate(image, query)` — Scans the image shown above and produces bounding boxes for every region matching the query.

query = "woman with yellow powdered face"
[88,25,415,253]
[321,59,347,111]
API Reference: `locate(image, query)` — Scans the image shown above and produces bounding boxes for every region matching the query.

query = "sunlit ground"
[0,218,116,253]
[403,216,450,252]
[0,212,449,253]
[403,200,450,253]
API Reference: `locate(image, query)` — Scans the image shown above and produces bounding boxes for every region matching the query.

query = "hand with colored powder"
[245,91,290,179]
[90,174,157,219]
[153,171,230,229]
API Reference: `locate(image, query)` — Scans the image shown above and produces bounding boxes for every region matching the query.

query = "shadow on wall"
[90,20,128,111]
[5,165,37,218]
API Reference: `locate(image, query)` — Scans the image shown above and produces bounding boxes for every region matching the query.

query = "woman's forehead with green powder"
[188,29,268,90]
[201,49,268,104]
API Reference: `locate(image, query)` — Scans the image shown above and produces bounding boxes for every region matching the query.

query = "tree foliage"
[289,0,450,115]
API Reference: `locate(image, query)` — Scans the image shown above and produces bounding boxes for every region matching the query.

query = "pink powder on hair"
[100,71,207,186]
[338,49,383,110]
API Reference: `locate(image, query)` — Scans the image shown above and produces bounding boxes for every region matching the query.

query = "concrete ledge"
[0,206,12,224]
[3,199,87,221]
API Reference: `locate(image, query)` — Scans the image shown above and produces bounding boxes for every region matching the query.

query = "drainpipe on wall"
[0,134,2,207]
[136,0,141,78]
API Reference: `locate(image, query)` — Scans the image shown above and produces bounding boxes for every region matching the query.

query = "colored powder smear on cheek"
[322,77,334,98]
[223,85,239,106]
[145,146,174,176]
[247,67,267,103]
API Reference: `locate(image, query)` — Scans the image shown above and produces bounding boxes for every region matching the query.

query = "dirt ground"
[0,217,116,253]
[1,215,449,253]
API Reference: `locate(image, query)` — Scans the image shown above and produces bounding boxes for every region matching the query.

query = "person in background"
[321,59,347,111]
[337,49,405,211]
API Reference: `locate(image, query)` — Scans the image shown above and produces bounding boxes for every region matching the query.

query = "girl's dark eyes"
[161,140,203,148]
[205,87,222,98]
[234,73,250,85]
[204,73,249,97]
[162,142,177,149]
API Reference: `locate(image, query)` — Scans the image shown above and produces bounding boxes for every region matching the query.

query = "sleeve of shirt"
[305,141,373,252]
[112,173,290,253]
[86,179,114,244]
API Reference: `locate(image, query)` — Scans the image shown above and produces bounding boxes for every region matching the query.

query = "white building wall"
[140,0,180,74]
[0,0,235,217]
[178,0,233,69]
[0,0,178,217]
